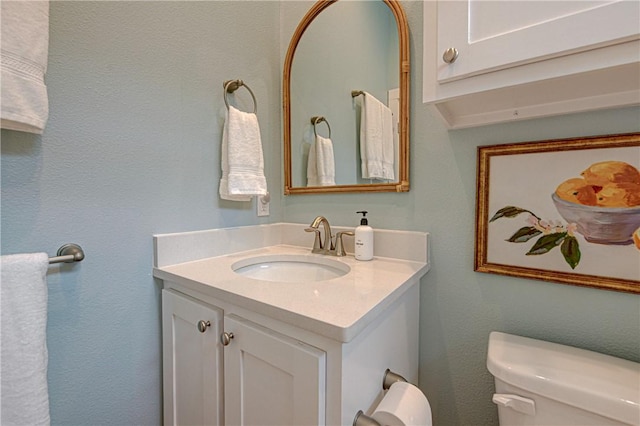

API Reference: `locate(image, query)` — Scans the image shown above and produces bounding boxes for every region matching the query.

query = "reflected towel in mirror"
[359,92,394,181]
[307,134,335,186]
[219,105,268,201]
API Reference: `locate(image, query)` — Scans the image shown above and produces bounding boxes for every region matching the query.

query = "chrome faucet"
[305,216,354,256]
[306,216,333,254]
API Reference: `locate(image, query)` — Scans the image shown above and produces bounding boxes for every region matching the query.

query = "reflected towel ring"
[310,116,331,139]
[223,79,257,114]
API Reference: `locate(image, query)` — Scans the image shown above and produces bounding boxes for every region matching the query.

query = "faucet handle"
[305,227,323,251]
[335,231,355,257]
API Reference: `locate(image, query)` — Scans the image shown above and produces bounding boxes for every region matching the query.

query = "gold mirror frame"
[283,0,410,195]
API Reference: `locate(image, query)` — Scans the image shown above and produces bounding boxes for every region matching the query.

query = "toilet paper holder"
[382,368,408,390]
[353,411,382,426]
[353,369,408,426]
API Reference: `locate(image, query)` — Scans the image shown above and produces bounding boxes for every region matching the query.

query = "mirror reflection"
[284,0,410,194]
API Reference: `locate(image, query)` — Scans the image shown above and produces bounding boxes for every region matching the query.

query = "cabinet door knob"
[443,47,459,64]
[220,332,234,346]
[197,320,211,333]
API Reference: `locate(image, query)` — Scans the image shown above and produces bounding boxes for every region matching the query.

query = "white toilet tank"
[487,331,640,426]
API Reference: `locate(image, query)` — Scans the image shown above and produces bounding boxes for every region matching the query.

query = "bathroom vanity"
[153,223,430,425]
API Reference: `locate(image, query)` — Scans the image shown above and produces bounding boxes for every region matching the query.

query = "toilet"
[487,331,640,425]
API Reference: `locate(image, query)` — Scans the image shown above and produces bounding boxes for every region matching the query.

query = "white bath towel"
[307,134,335,186]
[1,1,50,134]
[360,92,394,181]
[219,105,268,201]
[1,252,51,426]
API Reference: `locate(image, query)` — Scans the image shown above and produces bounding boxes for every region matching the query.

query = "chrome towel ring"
[223,79,257,114]
[310,116,331,139]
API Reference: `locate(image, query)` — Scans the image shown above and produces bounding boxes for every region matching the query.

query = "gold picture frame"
[475,133,640,294]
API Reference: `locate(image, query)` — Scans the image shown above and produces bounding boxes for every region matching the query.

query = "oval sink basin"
[232,254,350,282]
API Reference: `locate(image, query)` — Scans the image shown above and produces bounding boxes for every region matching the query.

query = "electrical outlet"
[257,192,270,217]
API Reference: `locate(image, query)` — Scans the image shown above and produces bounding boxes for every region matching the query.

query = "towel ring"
[351,90,365,98]
[223,79,257,114]
[310,116,331,139]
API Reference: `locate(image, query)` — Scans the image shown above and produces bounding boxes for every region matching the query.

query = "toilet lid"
[487,331,640,425]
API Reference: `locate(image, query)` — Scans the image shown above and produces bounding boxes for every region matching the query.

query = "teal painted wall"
[1,2,281,424]
[2,1,638,425]
[281,1,640,425]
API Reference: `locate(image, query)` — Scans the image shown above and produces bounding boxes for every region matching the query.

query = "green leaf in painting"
[490,206,535,222]
[560,236,581,269]
[526,232,567,255]
[506,227,542,243]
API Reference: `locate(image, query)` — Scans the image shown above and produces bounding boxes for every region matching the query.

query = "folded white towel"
[1,1,50,134]
[219,105,268,201]
[359,92,395,181]
[307,134,335,186]
[1,253,51,426]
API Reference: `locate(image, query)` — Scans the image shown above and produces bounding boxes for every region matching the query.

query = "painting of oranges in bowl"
[476,133,640,293]
[553,161,640,245]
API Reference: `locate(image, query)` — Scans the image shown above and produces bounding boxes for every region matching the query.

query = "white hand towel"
[307,134,335,186]
[360,92,395,181]
[1,253,50,426]
[1,1,50,134]
[219,105,268,201]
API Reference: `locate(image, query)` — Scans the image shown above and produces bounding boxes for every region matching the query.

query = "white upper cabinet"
[423,0,640,128]
[437,1,638,82]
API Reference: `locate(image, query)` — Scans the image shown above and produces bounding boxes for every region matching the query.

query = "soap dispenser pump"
[355,211,374,261]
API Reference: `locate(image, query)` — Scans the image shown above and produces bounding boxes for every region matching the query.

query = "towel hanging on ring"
[307,116,335,186]
[219,80,267,201]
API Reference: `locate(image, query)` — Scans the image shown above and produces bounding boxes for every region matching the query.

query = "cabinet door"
[162,290,223,426]
[437,0,640,82]
[223,315,326,426]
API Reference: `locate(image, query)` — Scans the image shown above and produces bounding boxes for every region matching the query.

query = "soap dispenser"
[355,211,374,261]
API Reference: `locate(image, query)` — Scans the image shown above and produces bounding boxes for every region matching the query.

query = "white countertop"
[153,244,429,342]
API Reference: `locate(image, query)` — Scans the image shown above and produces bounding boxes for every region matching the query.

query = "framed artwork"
[475,133,640,294]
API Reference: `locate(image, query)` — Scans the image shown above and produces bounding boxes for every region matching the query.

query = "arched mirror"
[283,0,410,195]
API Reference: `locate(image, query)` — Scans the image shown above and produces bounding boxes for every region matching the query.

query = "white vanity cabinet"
[162,290,326,426]
[423,0,640,128]
[154,225,430,425]
[162,290,223,426]
[223,315,326,425]
[160,281,420,425]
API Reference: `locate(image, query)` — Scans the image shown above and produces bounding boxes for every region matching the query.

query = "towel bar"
[49,243,84,264]
[310,116,331,138]
[351,90,365,98]
[223,79,257,114]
